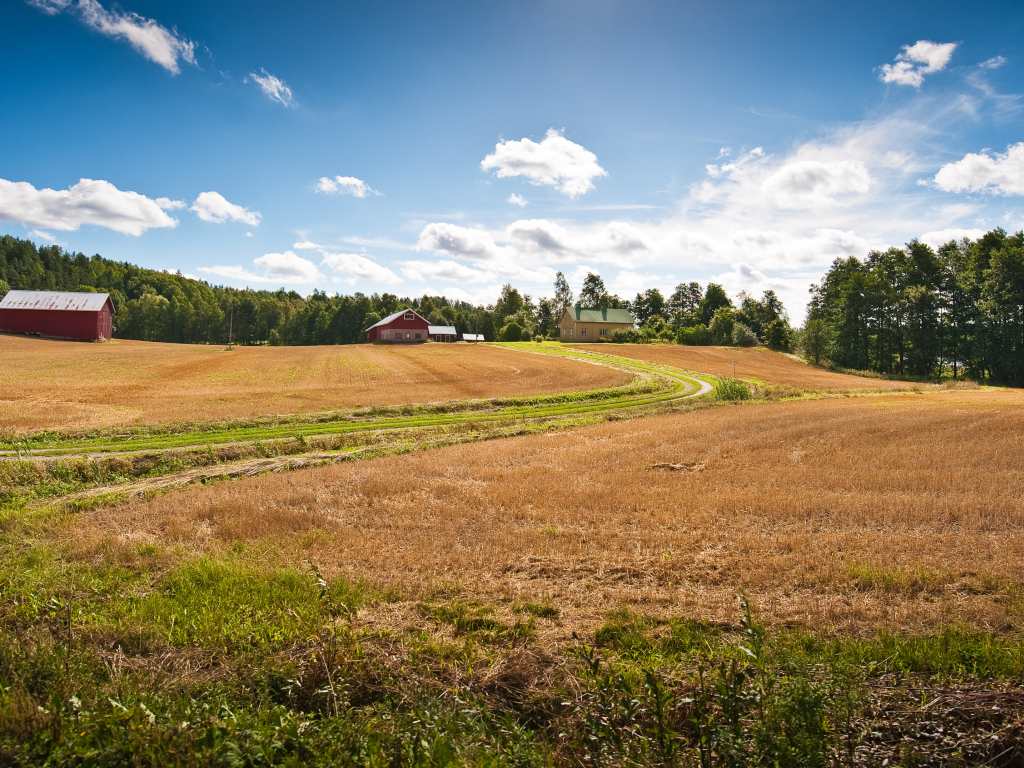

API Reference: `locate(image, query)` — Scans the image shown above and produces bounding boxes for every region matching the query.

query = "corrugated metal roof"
[462,333,485,341]
[0,290,112,312]
[365,308,425,331]
[566,305,634,324]
[428,325,456,335]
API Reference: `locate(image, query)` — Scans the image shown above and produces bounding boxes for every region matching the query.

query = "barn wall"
[0,307,112,341]
[367,313,429,342]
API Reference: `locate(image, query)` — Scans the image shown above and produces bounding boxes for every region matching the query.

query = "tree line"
[805,228,1024,385]
[10,229,1022,385]
[0,234,794,349]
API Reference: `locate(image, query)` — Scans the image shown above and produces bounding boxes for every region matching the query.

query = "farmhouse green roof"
[566,306,635,324]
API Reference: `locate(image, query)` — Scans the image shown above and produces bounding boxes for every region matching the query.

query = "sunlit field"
[0,335,630,432]
[71,388,1024,637]
[567,343,919,391]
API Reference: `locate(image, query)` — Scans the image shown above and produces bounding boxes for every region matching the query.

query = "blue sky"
[1,0,1022,319]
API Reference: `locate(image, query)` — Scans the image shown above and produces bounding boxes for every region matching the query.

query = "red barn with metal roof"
[0,290,115,341]
[365,308,430,342]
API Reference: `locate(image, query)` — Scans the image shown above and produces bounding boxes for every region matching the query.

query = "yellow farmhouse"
[559,305,635,341]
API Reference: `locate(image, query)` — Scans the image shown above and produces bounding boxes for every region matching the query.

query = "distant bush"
[732,322,759,347]
[499,322,523,342]
[715,376,751,400]
[611,327,642,343]
[676,324,711,345]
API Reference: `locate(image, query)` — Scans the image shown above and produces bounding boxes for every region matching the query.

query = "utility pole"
[228,307,234,350]
[733,360,737,377]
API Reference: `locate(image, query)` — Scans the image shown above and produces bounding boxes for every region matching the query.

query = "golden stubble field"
[71,388,1024,641]
[0,336,630,432]
[567,343,918,391]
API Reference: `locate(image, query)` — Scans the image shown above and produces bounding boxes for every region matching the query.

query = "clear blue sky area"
[2,0,1022,318]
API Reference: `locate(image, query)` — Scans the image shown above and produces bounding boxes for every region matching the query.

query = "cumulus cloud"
[761,160,872,209]
[29,0,196,74]
[508,193,528,207]
[155,197,185,210]
[314,176,378,197]
[320,252,401,284]
[417,222,501,260]
[932,143,1024,196]
[878,40,957,87]
[481,128,607,197]
[0,177,178,235]
[249,68,294,106]
[190,191,261,226]
[199,251,322,284]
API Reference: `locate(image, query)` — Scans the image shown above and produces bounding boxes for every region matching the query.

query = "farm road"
[6,345,712,461]
[7,346,714,506]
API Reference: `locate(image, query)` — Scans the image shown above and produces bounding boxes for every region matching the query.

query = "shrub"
[499,322,523,342]
[676,324,711,345]
[715,376,750,400]
[709,307,734,344]
[611,327,642,343]
[732,322,759,347]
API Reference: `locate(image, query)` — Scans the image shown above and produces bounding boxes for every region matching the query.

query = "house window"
[405,313,414,320]
[415,332,421,339]
[600,329,607,337]
[581,328,587,336]
[406,332,411,339]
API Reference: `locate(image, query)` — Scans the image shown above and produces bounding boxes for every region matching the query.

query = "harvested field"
[72,388,1024,640]
[0,335,629,433]
[567,343,919,390]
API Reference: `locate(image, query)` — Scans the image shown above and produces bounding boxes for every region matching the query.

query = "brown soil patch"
[0,336,629,433]
[70,389,1024,638]
[567,343,920,390]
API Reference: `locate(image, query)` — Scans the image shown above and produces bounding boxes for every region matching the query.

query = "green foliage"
[731,321,758,347]
[708,307,734,344]
[807,229,1024,384]
[676,323,712,345]
[498,321,524,342]
[715,377,750,400]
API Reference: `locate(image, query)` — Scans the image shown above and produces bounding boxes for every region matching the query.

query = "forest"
[0,234,790,349]
[806,228,1024,385]
[3,228,1023,384]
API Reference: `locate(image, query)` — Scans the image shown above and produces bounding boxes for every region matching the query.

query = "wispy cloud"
[315,176,378,197]
[28,0,196,74]
[248,68,294,106]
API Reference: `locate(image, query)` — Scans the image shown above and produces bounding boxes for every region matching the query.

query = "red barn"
[0,290,115,341]
[365,308,429,342]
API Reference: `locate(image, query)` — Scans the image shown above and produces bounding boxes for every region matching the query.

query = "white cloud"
[918,228,986,250]
[417,222,501,261]
[0,177,178,235]
[292,240,321,250]
[155,197,185,210]
[30,0,196,74]
[244,232,254,238]
[878,40,957,88]
[249,68,294,107]
[761,159,872,209]
[932,143,1024,196]
[28,229,59,243]
[320,252,401,284]
[980,56,1007,70]
[508,193,528,207]
[480,128,607,197]
[190,191,261,226]
[199,251,322,284]
[314,176,377,197]
[401,260,487,284]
